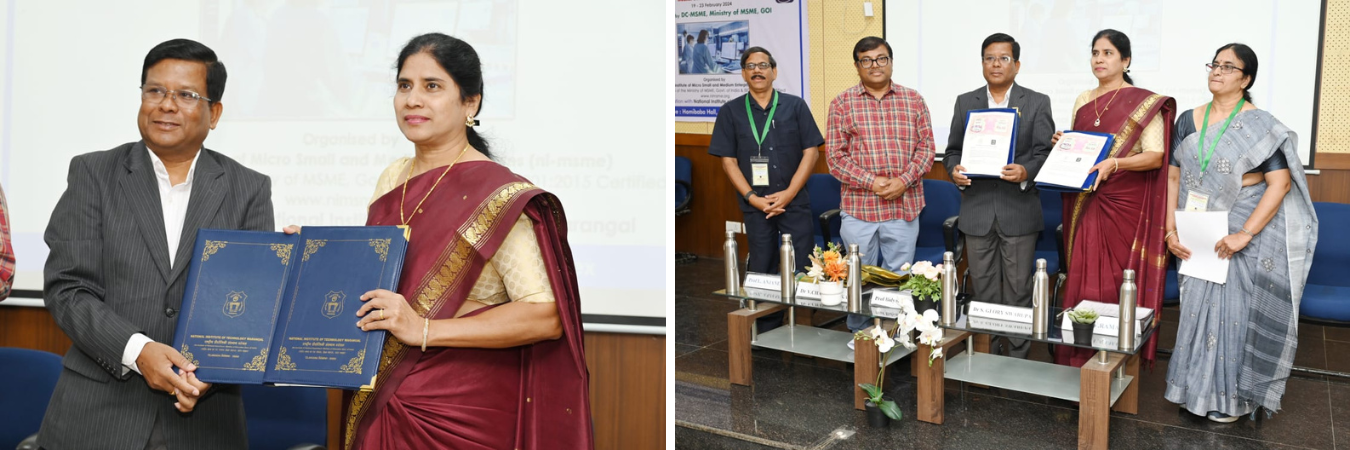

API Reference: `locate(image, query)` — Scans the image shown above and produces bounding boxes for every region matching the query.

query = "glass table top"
[714,287,1155,355]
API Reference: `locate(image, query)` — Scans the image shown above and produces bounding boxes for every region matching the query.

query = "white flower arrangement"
[854,298,945,421]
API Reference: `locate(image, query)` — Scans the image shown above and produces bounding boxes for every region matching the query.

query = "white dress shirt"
[986,83,1029,189]
[986,82,1013,108]
[121,147,200,375]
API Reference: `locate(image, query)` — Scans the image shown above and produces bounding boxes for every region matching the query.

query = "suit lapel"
[121,142,173,283]
[169,149,227,282]
[1007,84,1025,112]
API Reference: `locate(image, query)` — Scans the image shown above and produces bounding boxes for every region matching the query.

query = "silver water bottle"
[779,234,795,304]
[847,244,862,313]
[1031,259,1050,338]
[1118,269,1138,351]
[724,231,740,294]
[940,252,958,326]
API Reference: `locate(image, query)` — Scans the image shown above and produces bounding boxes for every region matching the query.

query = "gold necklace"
[399,143,470,236]
[1092,83,1124,127]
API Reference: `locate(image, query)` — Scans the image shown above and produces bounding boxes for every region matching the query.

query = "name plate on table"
[870,305,902,319]
[795,282,821,299]
[1060,315,1145,339]
[794,297,825,308]
[869,289,911,309]
[741,287,784,303]
[172,227,408,391]
[743,273,781,291]
[967,301,1034,323]
[968,316,1034,335]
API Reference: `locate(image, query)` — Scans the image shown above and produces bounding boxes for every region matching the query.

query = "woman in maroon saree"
[343,33,593,449]
[1054,30,1175,367]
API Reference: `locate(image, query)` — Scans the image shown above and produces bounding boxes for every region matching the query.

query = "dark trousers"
[743,204,813,332]
[965,219,1038,358]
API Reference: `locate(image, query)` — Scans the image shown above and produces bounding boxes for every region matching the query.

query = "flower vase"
[1071,320,1096,346]
[819,281,843,306]
[865,397,894,428]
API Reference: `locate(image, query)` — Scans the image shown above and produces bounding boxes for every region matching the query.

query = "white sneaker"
[1206,411,1240,423]
[847,340,855,351]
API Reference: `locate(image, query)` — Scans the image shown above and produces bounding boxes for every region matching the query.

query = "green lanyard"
[745,91,779,155]
[1197,98,1244,174]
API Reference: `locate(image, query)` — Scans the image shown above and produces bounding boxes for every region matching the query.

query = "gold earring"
[465,115,477,127]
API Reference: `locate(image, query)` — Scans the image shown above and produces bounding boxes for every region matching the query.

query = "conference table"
[715,287,1152,450]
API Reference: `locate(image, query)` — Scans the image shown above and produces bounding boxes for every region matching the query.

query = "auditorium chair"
[675,156,696,264]
[806,173,843,249]
[1301,202,1350,326]
[0,347,61,450]
[916,179,963,267]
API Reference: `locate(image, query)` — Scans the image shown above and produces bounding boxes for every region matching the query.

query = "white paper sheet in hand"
[1175,211,1230,284]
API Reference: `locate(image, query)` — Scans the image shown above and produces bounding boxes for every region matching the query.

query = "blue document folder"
[171,226,408,390]
[1034,130,1116,192]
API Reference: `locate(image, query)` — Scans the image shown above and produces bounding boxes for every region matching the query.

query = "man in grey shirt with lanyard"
[709,46,823,332]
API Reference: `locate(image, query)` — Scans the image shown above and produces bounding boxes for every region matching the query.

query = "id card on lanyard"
[1188,98,1244,212]
[747,92,778,188]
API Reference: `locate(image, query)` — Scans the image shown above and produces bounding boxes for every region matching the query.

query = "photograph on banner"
[674,0,809,122]
[677,21,749,75]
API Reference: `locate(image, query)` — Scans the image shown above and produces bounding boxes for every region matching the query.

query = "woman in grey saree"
[1163,43,1318,423]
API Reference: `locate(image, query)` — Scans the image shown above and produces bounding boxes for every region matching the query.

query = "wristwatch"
[743,189,759,202]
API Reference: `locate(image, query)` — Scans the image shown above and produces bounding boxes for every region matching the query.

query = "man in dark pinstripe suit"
[37,39,272,450]
[945,34,1054,359]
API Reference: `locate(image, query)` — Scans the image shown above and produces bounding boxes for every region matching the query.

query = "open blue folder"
[1034,130,1116,192]
[171,226,408,390]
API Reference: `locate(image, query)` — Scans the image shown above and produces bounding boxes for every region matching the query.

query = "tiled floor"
[675,258,1350,449]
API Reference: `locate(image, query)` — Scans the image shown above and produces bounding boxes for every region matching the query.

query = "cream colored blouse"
[1073,89,1165,155]
[371,158,555,305]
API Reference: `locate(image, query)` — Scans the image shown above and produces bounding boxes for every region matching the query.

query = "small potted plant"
[898,260,944,315]
[1066,309,1100,345]
[855,303,945,428]
[806,243,848,306]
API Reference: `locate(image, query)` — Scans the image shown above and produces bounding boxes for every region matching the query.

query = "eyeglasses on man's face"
[140,86,212,109]
[743,62,773,71]
[983,55,1014,65]
[1205,63,1244,75]
[856,56,892,68]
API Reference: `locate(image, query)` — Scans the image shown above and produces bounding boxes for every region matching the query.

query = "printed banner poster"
[675,0,809,122]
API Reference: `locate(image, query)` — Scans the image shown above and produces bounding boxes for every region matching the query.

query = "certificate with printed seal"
[958,108,1019,177]
[171,226,408,390]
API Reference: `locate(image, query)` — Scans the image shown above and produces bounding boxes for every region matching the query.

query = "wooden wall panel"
[1307,170,1350,204]
[584,332,667,450]
[0,305,72,355]
[1,306,667,450]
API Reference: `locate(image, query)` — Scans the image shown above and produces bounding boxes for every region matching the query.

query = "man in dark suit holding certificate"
[944,33,1053,359]
[38,39,272,450]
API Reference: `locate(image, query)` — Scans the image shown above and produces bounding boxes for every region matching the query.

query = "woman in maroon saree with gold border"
[341,33,593,449]
[1055,30,1175,367]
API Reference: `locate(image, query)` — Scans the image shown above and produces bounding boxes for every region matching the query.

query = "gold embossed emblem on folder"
[223,291,247,318]
[322,290,346,319]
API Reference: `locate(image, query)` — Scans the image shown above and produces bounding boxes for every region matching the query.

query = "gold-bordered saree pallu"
[1059,87,1175,367]
[345,160,594,450]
